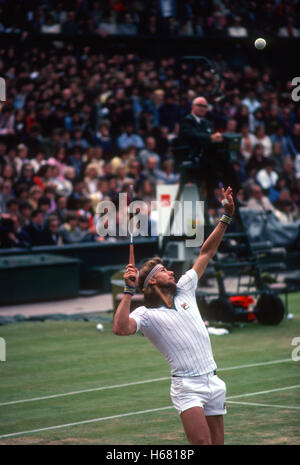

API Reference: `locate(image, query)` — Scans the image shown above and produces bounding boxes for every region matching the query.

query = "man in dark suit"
[22,210,49,246]
[176,97,240,202]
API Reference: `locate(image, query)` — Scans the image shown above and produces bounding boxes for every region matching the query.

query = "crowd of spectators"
[0,0,299,39]
[0,4,300,249]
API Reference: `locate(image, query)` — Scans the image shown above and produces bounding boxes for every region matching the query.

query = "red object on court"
[229,295,257,321]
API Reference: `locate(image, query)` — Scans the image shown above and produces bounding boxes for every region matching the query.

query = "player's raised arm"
[192,187,235,280]
[113,264,138,336]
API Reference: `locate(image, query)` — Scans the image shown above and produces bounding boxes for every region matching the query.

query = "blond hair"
[138,257,164,307]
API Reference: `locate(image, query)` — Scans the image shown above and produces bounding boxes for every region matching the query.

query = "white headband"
[143,264,164,289]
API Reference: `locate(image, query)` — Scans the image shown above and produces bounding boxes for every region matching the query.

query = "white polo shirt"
[130,269,217,377]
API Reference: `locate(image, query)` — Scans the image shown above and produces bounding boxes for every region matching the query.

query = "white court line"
[0,406,174,439]
[0,384,299,439]
[227,400,300,410]
[219,358,292,372]
[227,384,300,399]
[0,358,292,407]
[0,377,169,407]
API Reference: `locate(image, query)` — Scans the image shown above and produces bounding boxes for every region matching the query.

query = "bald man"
[178,97,223,153]
[176,96,240,202]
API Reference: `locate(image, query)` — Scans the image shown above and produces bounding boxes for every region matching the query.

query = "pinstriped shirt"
[130,269,217,377]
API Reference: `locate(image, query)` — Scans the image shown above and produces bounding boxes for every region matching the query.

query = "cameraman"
[177,96,240,203]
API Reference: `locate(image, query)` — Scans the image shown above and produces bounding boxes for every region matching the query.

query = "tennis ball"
[254,38,266,50]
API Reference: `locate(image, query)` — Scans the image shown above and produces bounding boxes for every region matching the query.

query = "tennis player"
[113,186,235,445]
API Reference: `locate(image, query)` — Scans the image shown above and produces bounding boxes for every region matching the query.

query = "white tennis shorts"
[170,371,227,416]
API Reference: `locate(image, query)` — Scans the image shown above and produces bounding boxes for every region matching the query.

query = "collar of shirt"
[192,113,202,124]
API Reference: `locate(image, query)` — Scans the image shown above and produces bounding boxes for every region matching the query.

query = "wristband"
[124,284,136,296]
[219,214,232,225]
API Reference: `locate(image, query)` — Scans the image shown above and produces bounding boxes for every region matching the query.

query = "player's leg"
[180,406,212,445]
[206,414,224,445]
[204,374,227,444]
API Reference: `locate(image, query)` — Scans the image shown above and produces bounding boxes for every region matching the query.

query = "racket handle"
[129,244,135,267]
[129,244,136,282]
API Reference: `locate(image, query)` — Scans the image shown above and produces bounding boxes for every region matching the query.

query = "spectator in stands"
[55,166,75,197]
[251,125,272,158]
[2,164,16,186]
[141,156,160,185]
[240,124,254,161]
[245,184,276,213]
[118,12,138,35]
[117,123,145,150]
[125,158,144,193]
[67,178,85,210]
[256,159,279,194]
[242,89,261,115]
[4,147,17,173]
[69,147,84,178]
[207,11,227,38]
[70,127,89,150]
[62,10,80,36]
[22,209,48,246]
[252,107,267,133]
[163,16,179,36]
[60,213,81,244]
[19,201,33,227]
[0,180,13,212]
[48,147,68,179]
[270,125,290,157]
[77,215,96,242]
[278,17,300,38]
[28,185,43,211]
[139,136,161,168]
[0,105,15,135]
[90,178,111,211]
[153,125,171,158]
[44,215,63,245]
[281,157,296,191]
[265,105,281,135]
[83,163,100,196]
[91,120,114,155]
[295,154,300,180]
[15,144,29,175]
[138,178,156,206]
[14,163,35,190]
[90,147,105,176]
[144,14,161,36]
[43,186,57,214]
[227,16,248,37]
[158,93,182,132]
[246,143,267,174]
[274,189,299,223]
[156,159,179,184]
[269,141,287,175]
[0,214,31,248]
[14,183,28,203]
[77,197,94,230]
[53,195,68,224]
[97,12,118,36]
[105,174,120,202]
[25,124,47,154]
[286,123,300,159]
[41,12,61,34]
[6,197,19,216]
[38,197,52,222]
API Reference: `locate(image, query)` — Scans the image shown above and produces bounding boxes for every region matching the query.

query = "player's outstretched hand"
[124,264,138,288]
[221,186,235,217]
